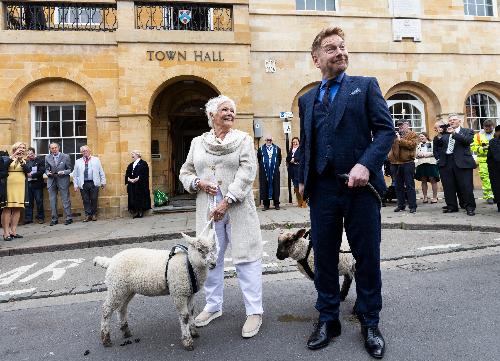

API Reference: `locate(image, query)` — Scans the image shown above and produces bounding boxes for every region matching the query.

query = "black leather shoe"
[50,220,58,226]
[10,234,23,239]
[409,208,416,213]
[442,208,458,213]
[362,326,385,359]
[64,219,73,225]
[466,209,475,216]
[393,206,405,212]
[307,319,341,350]
[442,205,448,209]
[262,206,269,211]
[275,205,280,210]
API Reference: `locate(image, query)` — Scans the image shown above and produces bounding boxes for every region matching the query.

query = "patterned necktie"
[446,134,456,154]
[84,157,89,179]
[322,79,333,106]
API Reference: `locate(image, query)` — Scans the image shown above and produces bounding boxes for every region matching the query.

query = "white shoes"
[242,314,263,338]
[194,310,222,327]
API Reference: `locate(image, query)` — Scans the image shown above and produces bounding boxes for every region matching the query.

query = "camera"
[439,123,450,131]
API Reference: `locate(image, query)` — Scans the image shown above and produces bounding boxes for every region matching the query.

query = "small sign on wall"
[283,122,292,134]
[265,59,277,73]
[392,18,422,42]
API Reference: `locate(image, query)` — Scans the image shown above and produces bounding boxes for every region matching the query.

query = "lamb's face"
[182,233,218,270]
[276,228,307,260]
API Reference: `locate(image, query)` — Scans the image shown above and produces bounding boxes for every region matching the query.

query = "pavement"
[1,191,499,257]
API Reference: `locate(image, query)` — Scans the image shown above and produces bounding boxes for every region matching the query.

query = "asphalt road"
[1,229,500,300]
[1,246,499,361]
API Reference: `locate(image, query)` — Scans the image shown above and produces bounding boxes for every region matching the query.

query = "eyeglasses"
[266,139,272,141]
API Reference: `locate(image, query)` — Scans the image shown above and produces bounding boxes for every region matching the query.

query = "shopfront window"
[31,104,87,164]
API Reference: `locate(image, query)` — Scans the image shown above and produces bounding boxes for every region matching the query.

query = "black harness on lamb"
[277,228,356,301]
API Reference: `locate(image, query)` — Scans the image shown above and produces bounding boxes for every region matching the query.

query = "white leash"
[200,192,220,255]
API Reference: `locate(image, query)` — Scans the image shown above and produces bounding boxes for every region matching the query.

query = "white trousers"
[203,213,263,316]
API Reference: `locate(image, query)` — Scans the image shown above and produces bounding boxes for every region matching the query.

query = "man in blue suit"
[296,27,395,359]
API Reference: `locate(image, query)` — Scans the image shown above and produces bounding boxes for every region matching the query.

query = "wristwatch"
[224,196,233,204]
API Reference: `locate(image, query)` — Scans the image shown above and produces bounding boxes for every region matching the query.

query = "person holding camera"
[434,114,476,216]
[1,142,30,241]
[388,119,419,213]
[471,119,495,204]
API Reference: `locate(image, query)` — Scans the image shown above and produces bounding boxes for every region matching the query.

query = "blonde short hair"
[205,95,237,128]
[11,141,27,153]
[131,150,142,158]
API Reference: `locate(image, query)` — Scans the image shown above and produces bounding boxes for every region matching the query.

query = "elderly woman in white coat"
[179,95,263,338]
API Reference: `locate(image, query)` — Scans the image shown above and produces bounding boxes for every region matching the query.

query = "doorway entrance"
[150,79,218,196]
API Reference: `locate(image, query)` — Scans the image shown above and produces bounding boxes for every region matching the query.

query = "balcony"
[135,2,233,31]
[5,2,117,31]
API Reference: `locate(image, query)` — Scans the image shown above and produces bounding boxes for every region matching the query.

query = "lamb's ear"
[296,228,307,239]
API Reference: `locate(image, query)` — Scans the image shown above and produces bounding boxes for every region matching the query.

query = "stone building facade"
[0,0,499,217]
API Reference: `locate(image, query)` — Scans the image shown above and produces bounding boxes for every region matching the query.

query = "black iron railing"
[5,2,117,31]
[135,2,232,31]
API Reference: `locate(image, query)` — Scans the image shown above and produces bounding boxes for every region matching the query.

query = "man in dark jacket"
[25,147,45,223]
[257,136,282,210]
[487,125,500,212]
[434,114,476,216]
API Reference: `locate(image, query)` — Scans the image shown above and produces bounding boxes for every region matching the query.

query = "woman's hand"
[210,199,229,221]
[198,179,218,195]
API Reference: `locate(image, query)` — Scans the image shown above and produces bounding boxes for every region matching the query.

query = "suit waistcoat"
[312,99,336,174]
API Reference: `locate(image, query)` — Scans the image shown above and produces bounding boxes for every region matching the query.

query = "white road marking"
[0,288,37,297]
[0,263,38,285]
[18,259,85,283]
[418,244,461,251]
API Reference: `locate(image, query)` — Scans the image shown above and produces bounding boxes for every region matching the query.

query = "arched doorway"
[150,79,218,196]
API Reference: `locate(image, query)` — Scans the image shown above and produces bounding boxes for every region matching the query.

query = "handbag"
[153,189,169,207]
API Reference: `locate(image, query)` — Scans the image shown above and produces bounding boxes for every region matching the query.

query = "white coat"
[179,129,262,264]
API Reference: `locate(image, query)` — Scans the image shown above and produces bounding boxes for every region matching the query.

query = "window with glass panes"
[463,0,495,16]
[296,0,336,11]
[465,92,499,131]
[31,104,87,165]
[387,93,426,133]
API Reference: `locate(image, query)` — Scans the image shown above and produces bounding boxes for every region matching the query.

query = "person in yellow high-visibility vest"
[471,119,495,203]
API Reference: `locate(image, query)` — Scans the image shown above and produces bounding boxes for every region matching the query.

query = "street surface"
[1,245,499,361]
[2,229,500,299]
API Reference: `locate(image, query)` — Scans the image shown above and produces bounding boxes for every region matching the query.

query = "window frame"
[296,0,338,12]
[30,103,88,165]
[53,6,103,26]
[387,93,426,133]
[464,91,500,132]
[463,0,498,17]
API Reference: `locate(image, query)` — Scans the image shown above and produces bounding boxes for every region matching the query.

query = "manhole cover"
[397,262,436,272]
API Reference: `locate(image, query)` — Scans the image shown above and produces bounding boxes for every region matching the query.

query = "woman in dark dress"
[286,137,306,207]
[487,125,500,212]
[125,150,151,218]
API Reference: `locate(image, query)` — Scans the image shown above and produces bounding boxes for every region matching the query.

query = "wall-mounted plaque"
[392,18,422,42]
[265,59,277,73]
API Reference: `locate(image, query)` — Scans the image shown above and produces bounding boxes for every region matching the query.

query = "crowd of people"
[385,115,500,216]
[0,143,152,242]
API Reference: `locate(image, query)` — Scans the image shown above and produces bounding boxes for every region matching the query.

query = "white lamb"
[277,228,356,301]
[93,232,217,351]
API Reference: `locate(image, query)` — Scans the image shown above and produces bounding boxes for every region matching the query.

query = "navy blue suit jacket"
[296,74,395,198]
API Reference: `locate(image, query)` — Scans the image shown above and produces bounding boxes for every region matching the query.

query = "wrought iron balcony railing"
[5,2,117,31]
[135,2,233,31]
